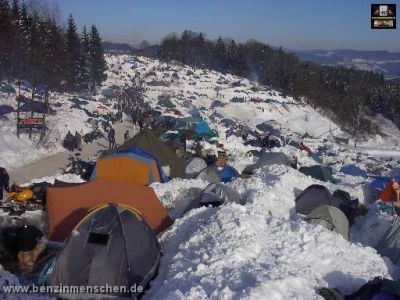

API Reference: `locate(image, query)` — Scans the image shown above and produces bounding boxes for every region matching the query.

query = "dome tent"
[186,157,207,179]
[105,129,186,179]
[376,217,400,266]
[195,165,222,183]
[183,183,244,214]
[305,205,349,240]
[295,184,342,216]
[299,165,337,183]
[46,178,172,241]
[219,166,239,183]
[49,203,161,298]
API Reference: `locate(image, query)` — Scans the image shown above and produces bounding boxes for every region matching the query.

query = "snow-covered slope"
[1,54,400,299]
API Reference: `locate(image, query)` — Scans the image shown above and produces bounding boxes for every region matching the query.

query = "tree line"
[0,0,107,94]
[157,30,400,139]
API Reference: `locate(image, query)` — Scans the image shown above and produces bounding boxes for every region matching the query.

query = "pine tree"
[65,14,81,89]
[89,25,107,88]
[79,26,91,88]
[0,0,13,79]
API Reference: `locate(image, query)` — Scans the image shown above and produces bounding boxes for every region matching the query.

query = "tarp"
[306,205,349,240]
[106,130,185,179]
[299,165,337,183]
[91,151,161,185]
[195,120,212,135]
[19,101,54,114]
[49,204,160,298]
[243,152,291,175]
[295,184,342,216]
[376,217,400,266]
[370,176,400,194]
[46,178,173,241]
[0,105,14,116]
[340,164,368,178]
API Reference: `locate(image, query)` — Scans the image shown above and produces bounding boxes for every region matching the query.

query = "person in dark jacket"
[108,127,116,150]
[0,167,10,200]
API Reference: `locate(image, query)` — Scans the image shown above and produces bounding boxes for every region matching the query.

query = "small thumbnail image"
[373,19,394,28]
[373,4,395,17]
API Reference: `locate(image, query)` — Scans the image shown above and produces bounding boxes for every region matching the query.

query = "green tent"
[101,88,113,97]
[299,165,337,183]
[106,129,186,179]
[305,205,349,240]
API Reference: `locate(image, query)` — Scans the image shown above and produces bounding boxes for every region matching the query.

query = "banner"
[17,117,44,129]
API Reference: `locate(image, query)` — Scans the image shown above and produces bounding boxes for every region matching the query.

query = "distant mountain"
[295,49,400,79]
[102,41,134,53]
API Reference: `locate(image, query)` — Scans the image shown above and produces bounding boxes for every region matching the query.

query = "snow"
[1,54,400,299]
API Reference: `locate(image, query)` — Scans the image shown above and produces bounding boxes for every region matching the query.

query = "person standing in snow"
[124,130,130,142]
[75,131,82,151]
[0,168,10,201]
[108,127,116,150]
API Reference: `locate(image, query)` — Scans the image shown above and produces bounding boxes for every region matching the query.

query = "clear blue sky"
[54,0,400,51]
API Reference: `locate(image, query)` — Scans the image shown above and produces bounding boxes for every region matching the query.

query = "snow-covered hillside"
[1,54,400,299]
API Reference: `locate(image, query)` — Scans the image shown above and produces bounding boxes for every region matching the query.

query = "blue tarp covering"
[0,105,14,115]
[19,101,54,114]
[20,79,32,90]
[310,153,323,164]
[219,166,239,183]
[370,176,400,193]
[195,120,212,135]
[115,147,169,182]
[340,164,368,178]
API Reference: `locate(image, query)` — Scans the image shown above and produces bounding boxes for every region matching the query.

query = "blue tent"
[370,177,400,193]
[340,164,368,178]
[310,153,323,164]
[0,105,14,116]
[219,166,239,183]
[20,79,32,90]
[115,147,169,182]
[195,120,212,135]
[19,101,54,114]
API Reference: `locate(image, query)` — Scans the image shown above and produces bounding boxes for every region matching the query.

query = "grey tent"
[305,205,349,240]
[299,165,337,183]
[183,183,244,214]
[186,157,207,179]
[195,165,222,183]
[256,122,281,136]
[242,152,291,175]
[210,100,225,109]
[49,203,160,298]
[295,184,342,216]
[376,218,400,266]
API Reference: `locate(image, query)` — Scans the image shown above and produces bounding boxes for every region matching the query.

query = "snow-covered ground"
[0,54,400,299]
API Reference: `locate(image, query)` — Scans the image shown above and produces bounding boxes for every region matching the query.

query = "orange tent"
[91,153,161,186]
[380,180,396,203]
[46,178,172,241]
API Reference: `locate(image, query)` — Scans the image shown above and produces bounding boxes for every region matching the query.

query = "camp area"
[2,50,400,299]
